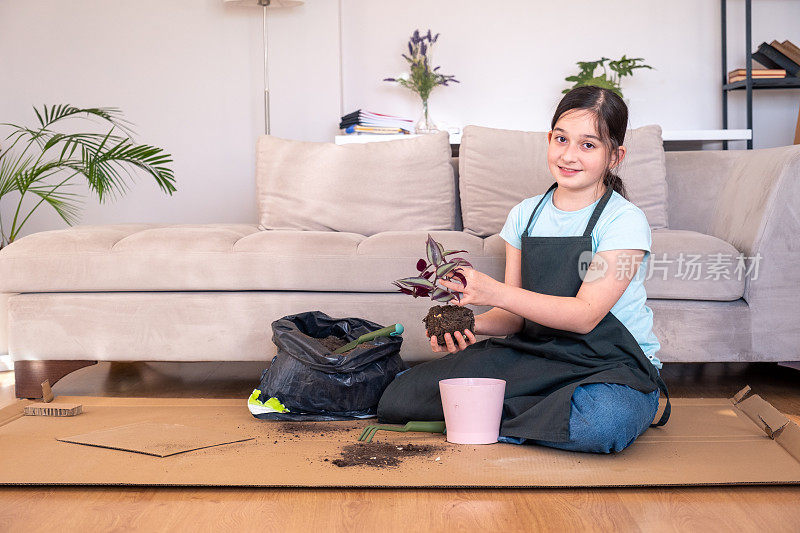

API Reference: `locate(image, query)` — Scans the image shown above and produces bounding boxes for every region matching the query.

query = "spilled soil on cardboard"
[330,442,444,468]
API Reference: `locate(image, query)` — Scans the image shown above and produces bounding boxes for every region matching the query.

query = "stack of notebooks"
[339,110,414,135]
[728,68,785,83]
[728,39,800,82]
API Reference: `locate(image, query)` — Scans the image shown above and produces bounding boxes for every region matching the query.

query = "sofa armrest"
[708,145,800,259]
[707,145,800,358]
[666,145,800,359]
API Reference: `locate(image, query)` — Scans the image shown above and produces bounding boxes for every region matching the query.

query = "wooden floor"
[1,361,799,532]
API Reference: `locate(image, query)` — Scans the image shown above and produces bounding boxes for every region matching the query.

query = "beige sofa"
[1,127,798,398]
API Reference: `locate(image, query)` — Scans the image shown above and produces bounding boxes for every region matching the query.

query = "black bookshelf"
[724,78,800,91]
[721,0,800,149]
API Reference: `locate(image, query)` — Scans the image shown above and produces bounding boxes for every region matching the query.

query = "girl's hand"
[427,329,477,354]
[438,268,502,308]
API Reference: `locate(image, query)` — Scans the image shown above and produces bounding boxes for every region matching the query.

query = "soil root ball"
[423,305,475,345]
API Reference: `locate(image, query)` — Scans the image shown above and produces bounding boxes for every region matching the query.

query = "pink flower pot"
[438,378,506,444]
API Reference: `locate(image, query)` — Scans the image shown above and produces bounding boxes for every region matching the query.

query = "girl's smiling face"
[546,109,624,196]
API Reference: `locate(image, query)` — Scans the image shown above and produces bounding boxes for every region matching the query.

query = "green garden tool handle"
[358,420,447,442]
[405,421,446,433]
[333,323,404,354]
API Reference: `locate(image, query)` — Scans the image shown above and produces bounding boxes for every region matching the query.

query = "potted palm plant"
[0,105,175,249]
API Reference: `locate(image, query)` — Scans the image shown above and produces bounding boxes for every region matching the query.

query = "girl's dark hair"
[550,86,628,199]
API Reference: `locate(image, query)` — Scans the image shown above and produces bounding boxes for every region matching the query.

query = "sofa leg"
[13,360,98,399]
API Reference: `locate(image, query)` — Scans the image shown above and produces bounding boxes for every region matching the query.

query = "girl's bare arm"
[493,248,645,334]
[472,243,524,336]
[443,246,645,335]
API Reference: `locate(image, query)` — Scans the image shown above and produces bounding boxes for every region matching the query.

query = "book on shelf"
[782,40,800,57]
[339,109,414,131]
[752,42,800,77]
[728,75,785,83]
[774,40,800,70]
[728,68,785,77]
[341,109,412,122]
[343,125,410,135]
[727,68,786,83]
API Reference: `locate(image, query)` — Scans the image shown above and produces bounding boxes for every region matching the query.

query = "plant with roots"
[392,234,472,303]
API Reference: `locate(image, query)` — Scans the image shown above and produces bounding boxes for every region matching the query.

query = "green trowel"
[332,323,404,354]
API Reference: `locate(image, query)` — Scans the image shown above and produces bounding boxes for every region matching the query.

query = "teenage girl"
[377,85,670,454]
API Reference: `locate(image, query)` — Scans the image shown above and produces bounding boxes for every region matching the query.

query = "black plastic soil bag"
[252,311,406,421]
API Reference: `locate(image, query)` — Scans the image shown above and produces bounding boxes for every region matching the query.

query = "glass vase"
[415,98,439,134]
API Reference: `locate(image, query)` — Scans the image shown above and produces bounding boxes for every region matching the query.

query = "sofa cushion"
[458,124,669,237]
[644,229,745,301]
[255,132,456,236]
[0,225,742,301]
[0,225,503,293]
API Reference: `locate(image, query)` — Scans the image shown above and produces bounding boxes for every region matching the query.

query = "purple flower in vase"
[383,29,459,102]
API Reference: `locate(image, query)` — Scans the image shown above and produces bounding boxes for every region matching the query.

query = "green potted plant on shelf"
[0,105,175,249]
[563,55,653,98]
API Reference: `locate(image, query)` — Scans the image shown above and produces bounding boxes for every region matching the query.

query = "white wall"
[1,0,798,237]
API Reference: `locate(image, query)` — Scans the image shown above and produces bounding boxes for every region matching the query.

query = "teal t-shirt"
[499,188,662,370]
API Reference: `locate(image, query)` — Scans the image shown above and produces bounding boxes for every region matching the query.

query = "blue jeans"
[498,382,660,454]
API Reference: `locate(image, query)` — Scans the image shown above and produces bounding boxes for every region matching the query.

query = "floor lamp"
[223,0,304,135]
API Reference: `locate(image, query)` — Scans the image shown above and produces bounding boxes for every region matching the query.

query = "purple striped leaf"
[392,281,413,295]
[435,262,459,278]
[396,276,435,290]
[426,234,443,267]
[431,288,455,302]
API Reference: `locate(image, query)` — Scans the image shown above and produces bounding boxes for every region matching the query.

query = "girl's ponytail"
[604,170,627,199]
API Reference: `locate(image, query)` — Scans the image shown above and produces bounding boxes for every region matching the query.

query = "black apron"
[377,182,670,442]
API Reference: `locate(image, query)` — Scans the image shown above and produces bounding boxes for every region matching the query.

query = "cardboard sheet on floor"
[57,422,254,457]
[0,387,798,487]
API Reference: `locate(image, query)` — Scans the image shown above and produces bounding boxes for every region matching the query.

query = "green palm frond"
[24,182,84,227]
[34,105,135,136]
[0,152,35,197]
[0,105,175,246]
[78,135,176,201]
[101,142,176,195]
